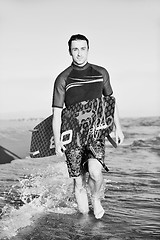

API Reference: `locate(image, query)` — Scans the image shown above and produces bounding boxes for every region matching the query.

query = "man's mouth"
[77,57,83,61]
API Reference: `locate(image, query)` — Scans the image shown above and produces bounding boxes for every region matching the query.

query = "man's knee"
[88,158,102,181]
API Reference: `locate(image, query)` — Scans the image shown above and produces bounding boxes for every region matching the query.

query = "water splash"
[0,160,77,238]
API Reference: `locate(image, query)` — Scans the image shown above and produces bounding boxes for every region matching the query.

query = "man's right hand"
[55,141,66,157]
[52,107,65,157]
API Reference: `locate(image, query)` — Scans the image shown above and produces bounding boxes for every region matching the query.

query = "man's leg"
[88,158,104,219]
[74,175,89,214]
[65,147,89,214]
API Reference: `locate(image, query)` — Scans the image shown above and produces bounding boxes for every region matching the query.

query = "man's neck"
[72,62,89,70]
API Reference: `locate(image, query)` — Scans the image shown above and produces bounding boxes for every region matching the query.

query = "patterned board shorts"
[65,139,105,178]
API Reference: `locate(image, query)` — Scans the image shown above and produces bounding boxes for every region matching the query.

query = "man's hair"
[68,34,89,54]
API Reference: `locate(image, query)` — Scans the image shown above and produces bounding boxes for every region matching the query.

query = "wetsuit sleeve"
[52,74,66,108]
[102,69,113,96]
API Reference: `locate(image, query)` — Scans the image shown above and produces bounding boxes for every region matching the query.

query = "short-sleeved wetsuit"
[52,62,113,177]
[52,62,113,108]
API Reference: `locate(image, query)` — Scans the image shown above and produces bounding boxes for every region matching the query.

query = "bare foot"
[92,197,104,219]
[75,188,89,214]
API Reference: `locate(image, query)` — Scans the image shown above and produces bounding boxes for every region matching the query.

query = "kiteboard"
[30,95,116,159]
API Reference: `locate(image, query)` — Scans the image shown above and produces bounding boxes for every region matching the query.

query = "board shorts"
[65,138,105,178]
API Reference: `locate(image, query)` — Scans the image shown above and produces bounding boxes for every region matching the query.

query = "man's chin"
[74,60,87,66]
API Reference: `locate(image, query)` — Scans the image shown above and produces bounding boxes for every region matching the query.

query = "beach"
[0,117,160,239]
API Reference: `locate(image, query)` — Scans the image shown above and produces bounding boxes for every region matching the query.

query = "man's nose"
[78,50,82,56]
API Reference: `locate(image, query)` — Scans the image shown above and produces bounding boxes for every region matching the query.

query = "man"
[52,34,124,219]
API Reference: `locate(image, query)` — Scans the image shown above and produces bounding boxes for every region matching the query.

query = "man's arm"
[114,103,124,145]
[52,107,65,156]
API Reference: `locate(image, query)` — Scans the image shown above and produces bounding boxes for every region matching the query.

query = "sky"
[0,0,160,119]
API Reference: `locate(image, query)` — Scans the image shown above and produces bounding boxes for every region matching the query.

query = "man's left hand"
[115,128,124,145]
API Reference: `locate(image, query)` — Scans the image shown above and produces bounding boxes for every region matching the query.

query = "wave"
[122,116,160,127]
[131,136,160,155]
[0,157,77,238]
[138,117,160,127]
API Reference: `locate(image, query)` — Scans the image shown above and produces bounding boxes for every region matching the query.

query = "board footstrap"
[106,135,117,148]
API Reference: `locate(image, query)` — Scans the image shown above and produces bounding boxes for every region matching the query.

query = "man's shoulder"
[90,63,109,75]
[56,65,73,80]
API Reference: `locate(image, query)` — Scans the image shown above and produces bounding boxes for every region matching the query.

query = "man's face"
[70,40,89,66]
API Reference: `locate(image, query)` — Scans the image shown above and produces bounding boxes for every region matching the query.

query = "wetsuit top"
[52,62,113,109]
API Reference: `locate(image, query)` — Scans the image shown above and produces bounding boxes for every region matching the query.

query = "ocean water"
[0,117,160,240]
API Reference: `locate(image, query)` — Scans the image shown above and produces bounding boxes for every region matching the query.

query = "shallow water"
[0,117,160,239]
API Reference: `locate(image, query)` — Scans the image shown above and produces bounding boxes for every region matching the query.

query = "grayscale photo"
[0,0,159,239]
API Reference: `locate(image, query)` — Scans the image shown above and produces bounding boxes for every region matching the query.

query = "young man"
[52,34,124,219]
